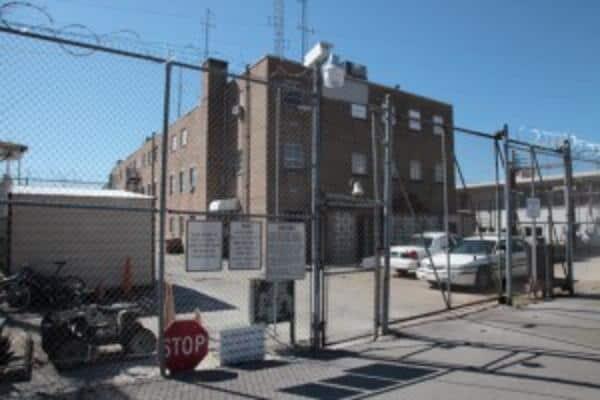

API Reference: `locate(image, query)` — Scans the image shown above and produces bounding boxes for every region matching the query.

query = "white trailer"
[5,186,154,288]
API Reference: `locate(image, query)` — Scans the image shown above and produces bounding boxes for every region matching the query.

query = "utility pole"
[272,0,285,57]
[297,0,314,60]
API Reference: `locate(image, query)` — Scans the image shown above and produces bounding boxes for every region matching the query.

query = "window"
[283,89,303,106]
[141,154,145,168]
[284,143,304,169]
[189,167,197,192]
[181,129,188,147]
[410,160,422,181]
[179,216,185,237]
[179,170,185,193]
[152,182,157,197]
[171,135,177,152]
[169,217,174,234]
[408,109,421,131]
[152,146,158,163]
[352,153,368,175]
[434,163,444,183]
[433,115,445,135]
[169,175,174,195]
[147,183,152,195]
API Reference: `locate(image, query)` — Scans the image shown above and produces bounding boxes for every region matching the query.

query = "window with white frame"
[409,160,422,181]
[352,152,368,175]
[408,109,421,131]
[169,174,174,195]
[169,217,174,234]
[179,170,185,193]
[434,162,444,183]
[181,128,188,147]
[433,115,445,135]
[189,167,197,192]
[284,143,304,169]
[171,135,177,152]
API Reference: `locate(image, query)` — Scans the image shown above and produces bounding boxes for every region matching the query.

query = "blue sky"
[1,0,599,184]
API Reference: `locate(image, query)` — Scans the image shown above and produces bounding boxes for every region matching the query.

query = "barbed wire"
[520,125,600,164]
[0,1,205,63]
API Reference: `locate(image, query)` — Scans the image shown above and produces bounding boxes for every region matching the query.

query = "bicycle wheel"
[6,282,31,311]
[62,276,87,306]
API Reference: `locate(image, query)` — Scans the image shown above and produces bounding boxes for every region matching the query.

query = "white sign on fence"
[526,197,541,219]
[229,221,262,270]
[186,221,223,272]
[266,222,306,281]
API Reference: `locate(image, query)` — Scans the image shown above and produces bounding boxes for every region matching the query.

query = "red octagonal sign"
[164,319,209,372]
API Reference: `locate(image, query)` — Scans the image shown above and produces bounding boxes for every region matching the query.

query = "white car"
[416,236,529,290]
[362,232,460,276]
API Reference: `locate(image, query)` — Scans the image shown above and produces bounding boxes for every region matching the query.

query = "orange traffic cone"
[121,257,133,297]
[164,281,176,327]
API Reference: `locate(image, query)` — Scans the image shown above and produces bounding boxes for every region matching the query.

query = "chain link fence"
[0,20,590,398]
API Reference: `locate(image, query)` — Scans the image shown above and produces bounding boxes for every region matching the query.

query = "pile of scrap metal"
[0,314,33,382]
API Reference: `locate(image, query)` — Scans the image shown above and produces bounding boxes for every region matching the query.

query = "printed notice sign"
[526,197,541,219]
[186,221,223,272]
[229,221,262,270]
[266,222,306,281]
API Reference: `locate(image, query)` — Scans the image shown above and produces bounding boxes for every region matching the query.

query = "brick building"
[109,54,456,264]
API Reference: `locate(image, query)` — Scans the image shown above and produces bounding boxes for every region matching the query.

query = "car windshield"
[451,240,495,255]
[403,236,433,248]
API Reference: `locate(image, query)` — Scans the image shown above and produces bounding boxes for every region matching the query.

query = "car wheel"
[476,266,492,291]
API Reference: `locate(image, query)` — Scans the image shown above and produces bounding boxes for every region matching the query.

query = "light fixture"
[350,179,365,197]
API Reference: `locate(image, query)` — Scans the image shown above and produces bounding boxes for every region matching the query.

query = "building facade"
[109,55,456,264]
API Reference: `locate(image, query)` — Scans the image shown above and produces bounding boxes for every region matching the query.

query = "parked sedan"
[416,236,529,290]
[362,232,460,276]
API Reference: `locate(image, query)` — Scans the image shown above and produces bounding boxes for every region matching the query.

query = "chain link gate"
[0,24,316,394]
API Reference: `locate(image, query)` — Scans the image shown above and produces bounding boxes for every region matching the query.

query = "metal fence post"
[371,111,381,337]
[530,147,538,294]
[311,65,323,350]
[441,113,451,308]
[157,61,172,376]
[381,94,393,333]
[503,124,513,305]
[494,138,503,299]
[563,139,575,295]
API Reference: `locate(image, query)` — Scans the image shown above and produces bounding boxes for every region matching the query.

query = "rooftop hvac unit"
[344,61,368,80]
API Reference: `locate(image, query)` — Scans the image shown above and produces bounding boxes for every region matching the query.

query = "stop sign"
[164,319,209,372]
